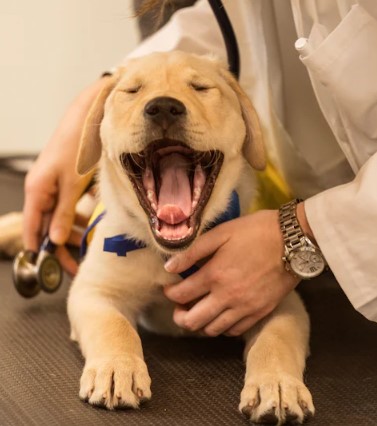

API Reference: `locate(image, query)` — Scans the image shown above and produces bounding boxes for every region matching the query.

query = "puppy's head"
[77,51,265,252]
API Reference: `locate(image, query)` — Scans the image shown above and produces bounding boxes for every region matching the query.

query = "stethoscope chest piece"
[37,253,63,293]
[13,250,41,298]
[12,237,63,298]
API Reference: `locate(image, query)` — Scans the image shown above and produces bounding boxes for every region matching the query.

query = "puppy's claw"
[259,408,279,424]
[239,374,314,424]
[241,405,253,419]
[285,409,301,425]
[80,355,151,410]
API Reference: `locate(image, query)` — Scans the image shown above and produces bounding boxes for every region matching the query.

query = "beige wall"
[0,0,140,154]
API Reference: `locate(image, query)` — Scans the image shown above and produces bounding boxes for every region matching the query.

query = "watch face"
[289,247,326,279]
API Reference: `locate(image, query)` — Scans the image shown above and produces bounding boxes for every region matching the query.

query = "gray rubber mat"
[1,170,377,426]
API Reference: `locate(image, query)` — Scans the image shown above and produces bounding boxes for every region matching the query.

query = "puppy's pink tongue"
[157,153,192,225]
[157,205,187,225]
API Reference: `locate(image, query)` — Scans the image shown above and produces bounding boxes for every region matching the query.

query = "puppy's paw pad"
[79,354,151,410]
[259,408,279,424]
[239,374,314,424]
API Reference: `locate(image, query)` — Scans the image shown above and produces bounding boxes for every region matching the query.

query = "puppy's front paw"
[239,374,314,424]
[79,354,151,410]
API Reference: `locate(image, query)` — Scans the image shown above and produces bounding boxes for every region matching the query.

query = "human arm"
[160,1,377,329]
[304,153,377,322]
[23,77,109,275]
[163,152,377,335]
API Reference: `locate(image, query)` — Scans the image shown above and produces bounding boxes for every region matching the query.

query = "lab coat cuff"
[305,188,377,320]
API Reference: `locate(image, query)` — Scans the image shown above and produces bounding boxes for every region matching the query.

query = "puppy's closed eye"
[190,82,214,92]
[123,85,142,94]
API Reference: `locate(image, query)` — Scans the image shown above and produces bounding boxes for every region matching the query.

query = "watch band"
[279,199,327,279]
[279,198,305,253]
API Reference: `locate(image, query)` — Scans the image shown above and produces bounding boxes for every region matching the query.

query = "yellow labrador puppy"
[66,51,314,424]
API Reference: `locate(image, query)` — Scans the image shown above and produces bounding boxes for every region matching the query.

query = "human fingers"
[67,228,84,247]
[225,313,266,337]
[173,294,226,332]
[164,224,231,274]
[49,182,80,245]
[203,309,247,337]
[172,304,189,328]
[23,183,56,251]
[55,245,78,277]
[164,269,210,304]
[74,212,91,228]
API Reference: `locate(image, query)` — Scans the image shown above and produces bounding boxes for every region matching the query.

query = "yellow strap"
[250,159,293,212]
[85,202,106,246]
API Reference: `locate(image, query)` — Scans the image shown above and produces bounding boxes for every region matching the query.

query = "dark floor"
[0,169,377,426]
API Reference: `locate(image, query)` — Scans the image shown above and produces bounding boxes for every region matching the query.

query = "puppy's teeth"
[194,164,206,189]
[151,216,159,227]
[147,190,158,210]
[192,186,201,211]
[143,167,156,192]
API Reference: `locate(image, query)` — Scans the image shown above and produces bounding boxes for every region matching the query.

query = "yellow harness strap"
[85,202,106,246]
[250,159,293,212]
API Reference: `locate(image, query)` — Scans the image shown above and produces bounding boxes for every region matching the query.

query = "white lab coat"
[123,0,377,321]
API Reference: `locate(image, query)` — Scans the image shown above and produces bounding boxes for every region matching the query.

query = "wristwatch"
[279,199,326,280]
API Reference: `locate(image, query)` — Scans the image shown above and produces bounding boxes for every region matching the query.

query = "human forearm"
[304,153,377,321]
[296,201,317,244]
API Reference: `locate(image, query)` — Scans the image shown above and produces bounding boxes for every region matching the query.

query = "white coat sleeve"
[305,152,377,321]
[123,0,226,62]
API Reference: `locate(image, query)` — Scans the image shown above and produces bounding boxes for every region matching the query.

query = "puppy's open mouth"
[121,140,224,249]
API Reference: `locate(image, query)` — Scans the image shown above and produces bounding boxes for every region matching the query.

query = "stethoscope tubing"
[207,0,240,80]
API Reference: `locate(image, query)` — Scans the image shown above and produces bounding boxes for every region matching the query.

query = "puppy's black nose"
[144,97,186,128]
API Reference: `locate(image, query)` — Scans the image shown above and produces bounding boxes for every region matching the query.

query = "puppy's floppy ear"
[76,74,119,175]
[220,69,266,170]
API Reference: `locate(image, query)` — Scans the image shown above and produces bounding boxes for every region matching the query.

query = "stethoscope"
[208,0,240,79]
[12,0,238,298]
[13,235,63,298]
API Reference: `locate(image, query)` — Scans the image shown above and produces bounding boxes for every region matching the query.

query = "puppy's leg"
[68,282,152,410]
[240,292,314,424]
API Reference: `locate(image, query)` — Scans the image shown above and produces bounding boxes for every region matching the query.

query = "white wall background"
[0,0,140,154]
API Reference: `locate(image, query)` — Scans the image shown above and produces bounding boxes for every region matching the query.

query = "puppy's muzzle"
[144,97,186,130]
[121,139,224,251]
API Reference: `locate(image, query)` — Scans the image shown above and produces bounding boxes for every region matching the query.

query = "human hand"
[23,136,92,276]
[23,79,106,275]
[163,211,301,336]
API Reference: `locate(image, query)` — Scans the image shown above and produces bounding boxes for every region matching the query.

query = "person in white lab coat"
[23,0,377,336]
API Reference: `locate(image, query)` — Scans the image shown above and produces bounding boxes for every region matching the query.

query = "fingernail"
[164,256,178,272]
[50,226,67,245]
